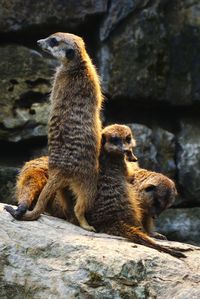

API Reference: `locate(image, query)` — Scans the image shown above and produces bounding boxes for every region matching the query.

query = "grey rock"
[1,203,200,299]
[0,166,18,205]
[99,0,200,105]
[0,45,55,142]
[177,119,200,204]
[128,123,176,178]
[0,0,108,32]
[100,0,150,41]
[156,208,200,246]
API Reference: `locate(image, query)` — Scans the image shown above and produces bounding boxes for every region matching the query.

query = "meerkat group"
[5,32,186,258]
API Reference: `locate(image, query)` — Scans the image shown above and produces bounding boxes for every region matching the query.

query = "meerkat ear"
[143,183,157,192]
[65,48,75,60]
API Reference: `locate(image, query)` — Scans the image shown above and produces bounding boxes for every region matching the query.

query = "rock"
[0,45,55,142]
[156,208,200,246]
[177,119,200,204]
[1,203,200,299]
[128,123,176,178]
[100,0,149,41]
[0,0,108,32]
[99,0,200,105]
[0,166,18,205]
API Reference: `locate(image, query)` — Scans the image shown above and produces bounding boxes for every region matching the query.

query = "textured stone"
[177,119,200,204]
[99,0,200,105]
[156,208,200,246]
[1,203,200,299]
[128,123,176,178]
[100,0,149,41]
[0,166,18,205]
[0,45,55,142]
[0,0,108,32]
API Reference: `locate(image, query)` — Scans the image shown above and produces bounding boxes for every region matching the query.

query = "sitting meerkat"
[85,124,185,258]
[5,32,103,231]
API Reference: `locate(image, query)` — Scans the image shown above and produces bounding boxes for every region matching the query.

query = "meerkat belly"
[48,107,98,173]
[88,172,133,225]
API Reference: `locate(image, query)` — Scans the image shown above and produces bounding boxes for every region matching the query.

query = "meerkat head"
[37,32,85,64]
[140,175,177,218]
[102,124,137,162]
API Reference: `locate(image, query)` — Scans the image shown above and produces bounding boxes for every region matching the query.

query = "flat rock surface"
[0,203,200,299]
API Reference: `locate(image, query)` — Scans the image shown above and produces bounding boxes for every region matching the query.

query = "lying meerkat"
[127,164,177,239]
[5,32,103,231]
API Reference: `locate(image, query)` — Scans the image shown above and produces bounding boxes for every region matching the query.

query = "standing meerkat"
[86,124,185,258]
[5,32,103,231]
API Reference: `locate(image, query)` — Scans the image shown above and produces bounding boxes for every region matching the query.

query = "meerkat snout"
[125,149,137,162]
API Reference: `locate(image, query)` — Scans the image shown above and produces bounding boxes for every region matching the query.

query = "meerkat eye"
[126,135,132,143]
[49,37,59,47]
[65,48,75,60]
[110,136,120,145]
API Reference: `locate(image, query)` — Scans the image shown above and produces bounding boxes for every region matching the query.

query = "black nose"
[125,150,138,162]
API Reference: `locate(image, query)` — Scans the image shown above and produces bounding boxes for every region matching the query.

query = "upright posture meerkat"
[5,32,103,231]
[86,124,185,258]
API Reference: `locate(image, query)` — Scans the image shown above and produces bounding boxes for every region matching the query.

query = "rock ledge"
[0,203,200,299]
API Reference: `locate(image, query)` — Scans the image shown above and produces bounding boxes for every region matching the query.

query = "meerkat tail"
[115,221,186,258]
[4,204,28,219]
[4,182,43,219]
[6,175,58,221]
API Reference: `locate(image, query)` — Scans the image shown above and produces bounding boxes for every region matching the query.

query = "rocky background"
[0,0,200,245]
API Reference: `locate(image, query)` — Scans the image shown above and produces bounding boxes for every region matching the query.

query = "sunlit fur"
[127,161,177,239]
[7,126,177,241]
[86,125,185,258]
[6,124,186,257]
[5,32,103,231]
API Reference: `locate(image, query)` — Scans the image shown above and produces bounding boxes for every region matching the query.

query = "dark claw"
[4,204,28,220]
[150,232,168,240]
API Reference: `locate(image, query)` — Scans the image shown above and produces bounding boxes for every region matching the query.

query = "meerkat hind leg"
[12,173,66,220]
[72,179,96,232]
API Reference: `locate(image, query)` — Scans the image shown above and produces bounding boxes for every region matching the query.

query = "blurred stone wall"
[0,0,200,244]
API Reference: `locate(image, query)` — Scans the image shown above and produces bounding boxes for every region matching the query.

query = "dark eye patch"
[110,136,120,145]
[49,37,59,47]
[126,135,132,143]
[65,48,75,60]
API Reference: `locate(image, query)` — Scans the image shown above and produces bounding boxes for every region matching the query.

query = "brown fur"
[5,32,103,231]
[127,162,177,239]
[15,156,49,209]
[86,124,185,258]
[6,125,186,257]
[8,136,177,239]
